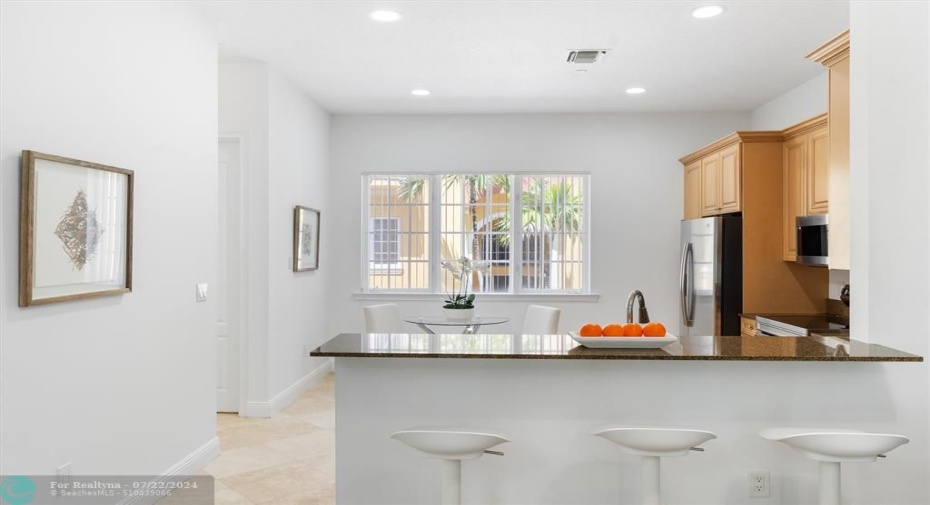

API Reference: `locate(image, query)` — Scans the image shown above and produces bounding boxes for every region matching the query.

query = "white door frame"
[219,133,250,414]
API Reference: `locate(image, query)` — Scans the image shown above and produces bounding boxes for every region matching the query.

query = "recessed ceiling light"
[369,10,403,22]
[411,89,431,96]
[626,87,647,94]
[691,5,725,18]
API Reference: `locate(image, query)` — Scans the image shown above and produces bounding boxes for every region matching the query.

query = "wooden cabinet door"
[783,135,806,261]
[701,152,721,215]
[806,126,830,215]
[719,144,741,213]
[828,56,850,270]
[684,160,702,220]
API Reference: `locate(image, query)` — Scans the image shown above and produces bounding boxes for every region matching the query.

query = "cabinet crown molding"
[680,115,829,166]
[806,29,850,67]
[679,131,782,165]
[781,113,828,139]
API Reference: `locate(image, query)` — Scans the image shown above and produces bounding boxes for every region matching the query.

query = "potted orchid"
[441,256,489,320]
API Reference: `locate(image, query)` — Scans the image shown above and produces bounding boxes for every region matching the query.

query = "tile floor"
[203,372,336,505]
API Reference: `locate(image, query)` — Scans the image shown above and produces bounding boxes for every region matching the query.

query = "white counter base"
[335,358,927,504]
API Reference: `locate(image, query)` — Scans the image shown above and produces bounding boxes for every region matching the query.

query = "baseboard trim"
[242,400,273,418]
[241,359,333,418]
[118,436,220,505]
[270,359,334,412]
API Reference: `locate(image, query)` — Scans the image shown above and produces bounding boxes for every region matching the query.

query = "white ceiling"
[196,1,849,114]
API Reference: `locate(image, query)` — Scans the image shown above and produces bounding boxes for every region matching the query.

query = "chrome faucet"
[626,290,650,324]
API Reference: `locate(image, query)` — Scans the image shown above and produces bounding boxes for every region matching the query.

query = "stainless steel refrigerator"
[679,216,742,337]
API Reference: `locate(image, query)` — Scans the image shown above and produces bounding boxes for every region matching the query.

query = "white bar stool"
[391,426,510,505]
[760,428,909,505]
[593,426,717,505]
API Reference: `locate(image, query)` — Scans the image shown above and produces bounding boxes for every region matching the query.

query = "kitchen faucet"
[626,290,650,324]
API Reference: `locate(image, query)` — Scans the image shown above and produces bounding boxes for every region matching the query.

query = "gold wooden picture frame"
[19,150,134,306]
[293,205,320,272]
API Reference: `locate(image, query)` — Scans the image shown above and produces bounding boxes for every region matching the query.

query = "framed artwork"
[19,151,134,307]
[294,205,320,272]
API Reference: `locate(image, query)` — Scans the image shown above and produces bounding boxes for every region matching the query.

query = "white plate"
[568,331,678,349]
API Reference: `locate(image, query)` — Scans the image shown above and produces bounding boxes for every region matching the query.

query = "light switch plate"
[196,283,208,302]
[57,462,72,487]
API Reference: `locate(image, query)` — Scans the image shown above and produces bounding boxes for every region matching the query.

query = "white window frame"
[360,172,592,296]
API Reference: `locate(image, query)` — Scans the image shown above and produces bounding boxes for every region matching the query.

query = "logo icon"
[0,476,36,505]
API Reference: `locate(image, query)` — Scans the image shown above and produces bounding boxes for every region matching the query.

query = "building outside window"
[362,173,590,295]
[369,217,400,265]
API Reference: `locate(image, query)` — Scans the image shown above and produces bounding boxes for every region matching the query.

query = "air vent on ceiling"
[566,50,608,64]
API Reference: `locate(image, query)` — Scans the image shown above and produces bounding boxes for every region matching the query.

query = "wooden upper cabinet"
[681,134,778,219]
[807,127,830,215]
[781,115,829,261]
[701,152,721,215]
[684,160,702,220]
[783,134,806,261]
[808,29,850,270]
[719,144,741,213]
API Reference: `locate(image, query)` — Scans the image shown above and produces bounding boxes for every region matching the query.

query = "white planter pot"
[443,307,475,321]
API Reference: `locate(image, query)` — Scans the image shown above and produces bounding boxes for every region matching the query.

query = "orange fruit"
[643,322,667,337]
[579,323,603,337]
[621,323,643,337]
[602,324,625,336]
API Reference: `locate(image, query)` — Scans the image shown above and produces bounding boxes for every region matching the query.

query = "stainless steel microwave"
[796,214,828,267]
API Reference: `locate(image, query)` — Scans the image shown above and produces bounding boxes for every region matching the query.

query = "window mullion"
[511,175,522,294]
[583,175,591,294]
[360,175,370,291]
[429,174,442,295]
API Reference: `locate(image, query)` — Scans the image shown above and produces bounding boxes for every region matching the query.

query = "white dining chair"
[522,305,561,334]
[363,303,404,333]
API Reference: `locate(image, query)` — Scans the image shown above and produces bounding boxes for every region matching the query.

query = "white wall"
[267,70,331,396]
[329,113,749,335]
[0,1,218,474]
[750,72,828,130]
[219,62,331,408]
[849,1,929,493]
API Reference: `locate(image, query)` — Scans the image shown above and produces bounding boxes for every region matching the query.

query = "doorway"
[217,136,245,412]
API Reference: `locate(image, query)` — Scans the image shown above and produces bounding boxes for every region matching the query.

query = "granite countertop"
[310,333,922,362]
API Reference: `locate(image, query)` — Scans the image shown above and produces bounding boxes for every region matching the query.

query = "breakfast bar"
[312,333,922,504]
[313,332,920,362]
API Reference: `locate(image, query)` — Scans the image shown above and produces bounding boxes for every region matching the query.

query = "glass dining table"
[403,314,510,334]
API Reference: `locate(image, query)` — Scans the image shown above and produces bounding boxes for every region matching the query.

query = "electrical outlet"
[749,470,770,498]
[57,462,72,488]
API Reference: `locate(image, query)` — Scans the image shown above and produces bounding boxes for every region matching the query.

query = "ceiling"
[196,1,849,114]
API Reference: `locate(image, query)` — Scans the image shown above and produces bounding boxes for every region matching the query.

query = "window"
[370,218,400,265]
[362,173,590,294]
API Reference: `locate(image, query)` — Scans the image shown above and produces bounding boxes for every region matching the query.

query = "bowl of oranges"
[568,322,677,348]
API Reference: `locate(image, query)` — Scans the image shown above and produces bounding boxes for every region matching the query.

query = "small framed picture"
[19,150,134,306]
[294,205,320,272]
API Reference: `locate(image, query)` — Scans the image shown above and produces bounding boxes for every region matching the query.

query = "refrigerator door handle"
[685,242,694,324]
[680,243,693,325]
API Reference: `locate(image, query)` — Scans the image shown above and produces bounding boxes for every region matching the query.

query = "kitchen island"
[311,333,924,504]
